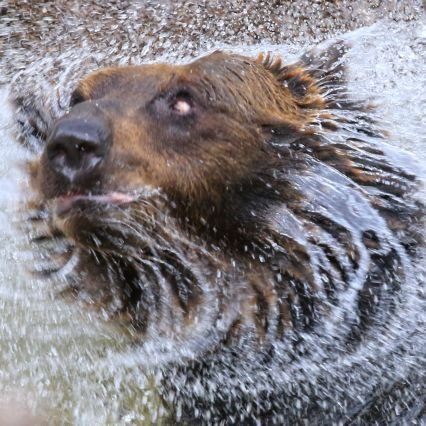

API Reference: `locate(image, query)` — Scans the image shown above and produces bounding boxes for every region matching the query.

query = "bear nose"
[46,105,112,183]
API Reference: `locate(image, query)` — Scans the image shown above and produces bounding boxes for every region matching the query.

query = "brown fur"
[35,53,325,202]
[27,48,423,423]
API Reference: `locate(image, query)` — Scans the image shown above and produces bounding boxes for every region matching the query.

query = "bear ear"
[298,41,352,110]
[257,52,325,111]
[257,42,351,112]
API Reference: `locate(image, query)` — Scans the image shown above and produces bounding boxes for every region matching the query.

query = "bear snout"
[45,102,112,186]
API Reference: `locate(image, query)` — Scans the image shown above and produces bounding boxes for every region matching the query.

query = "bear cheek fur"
[100,96,272,204]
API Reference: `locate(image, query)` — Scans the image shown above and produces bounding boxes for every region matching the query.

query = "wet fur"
[21,45,424,423]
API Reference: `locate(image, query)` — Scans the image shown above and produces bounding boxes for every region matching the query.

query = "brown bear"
[26,46,424,424]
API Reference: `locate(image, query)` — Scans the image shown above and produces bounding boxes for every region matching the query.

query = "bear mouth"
[55,191,137,216]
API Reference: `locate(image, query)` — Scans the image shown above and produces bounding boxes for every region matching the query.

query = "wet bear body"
[27,47,424,423]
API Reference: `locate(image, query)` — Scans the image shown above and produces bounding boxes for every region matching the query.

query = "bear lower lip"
[55,192,136,216]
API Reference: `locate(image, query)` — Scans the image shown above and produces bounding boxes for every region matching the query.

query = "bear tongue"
[55,192,135,215]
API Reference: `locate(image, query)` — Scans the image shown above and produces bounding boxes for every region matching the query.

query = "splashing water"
[0,20,425,424]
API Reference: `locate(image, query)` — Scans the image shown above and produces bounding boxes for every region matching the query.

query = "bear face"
[27,47,423,423]
[34,51,327,222]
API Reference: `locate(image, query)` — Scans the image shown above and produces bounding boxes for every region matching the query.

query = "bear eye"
[169,91,193,116]
[69,89,85,107]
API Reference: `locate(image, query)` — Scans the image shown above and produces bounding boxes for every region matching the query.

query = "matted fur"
[17,45,425,424]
